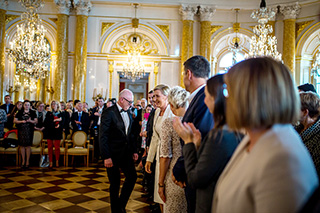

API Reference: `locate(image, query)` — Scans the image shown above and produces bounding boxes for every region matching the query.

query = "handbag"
[39,155,50,167]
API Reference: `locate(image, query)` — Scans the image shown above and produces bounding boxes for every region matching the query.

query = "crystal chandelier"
[246,0,282,61]
[311,36,320,78]
[122,3,145,82]
[8,0,51,80]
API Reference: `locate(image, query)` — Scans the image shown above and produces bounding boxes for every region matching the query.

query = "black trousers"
[185,183,196,213]
[93,126,100,159]
[106,157,137,212]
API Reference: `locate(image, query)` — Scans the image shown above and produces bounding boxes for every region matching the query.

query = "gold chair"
[3,128,9,134]
[0,131,19,166]
[31,131,43,160]
[42,132,66,166]
[66,131,89,167]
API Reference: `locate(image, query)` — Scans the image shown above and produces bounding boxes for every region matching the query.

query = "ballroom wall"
[1,0,320,106]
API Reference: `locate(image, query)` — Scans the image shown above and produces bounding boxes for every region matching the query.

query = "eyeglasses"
[123,97,134,104]
[223,83,229,98]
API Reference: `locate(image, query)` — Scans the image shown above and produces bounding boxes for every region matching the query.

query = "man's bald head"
[118,89,134,110]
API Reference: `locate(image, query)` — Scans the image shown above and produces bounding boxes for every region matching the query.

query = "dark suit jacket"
[145,108,155,147]
[0,104,14,129]
[183,129,241,213]
[71,111,90,134]
[173,86,214,181]
[99,104,136,164]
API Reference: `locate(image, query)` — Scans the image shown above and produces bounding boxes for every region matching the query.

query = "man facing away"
[99,89,138,213]
[173,55,214,213]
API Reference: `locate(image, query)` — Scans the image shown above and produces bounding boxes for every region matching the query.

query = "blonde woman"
[145,84,173,208]
[158,86,188,212]
[212,57,318,213]
[44,100,65,168]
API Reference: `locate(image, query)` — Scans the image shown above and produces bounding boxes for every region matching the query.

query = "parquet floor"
[0,159,152,212]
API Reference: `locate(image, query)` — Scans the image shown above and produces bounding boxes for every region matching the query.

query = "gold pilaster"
[54,13,69,101]
[108,60,113,99]
[73,15,88,101]
[181,20,193,87]
[200,21,211,60]
[280,3,301,75]
[283,19,296,74]
[0,9,6,103]
[154,62,159,85]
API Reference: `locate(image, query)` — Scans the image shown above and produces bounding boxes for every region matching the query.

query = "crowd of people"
[1,55,320,213]
[0,95,117,169]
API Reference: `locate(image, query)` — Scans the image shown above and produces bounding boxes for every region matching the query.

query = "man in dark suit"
[0,95,14,129]
[173,55,214,213]
[90,97,106,161]
[71,102,90,135]
[99,89,138,213]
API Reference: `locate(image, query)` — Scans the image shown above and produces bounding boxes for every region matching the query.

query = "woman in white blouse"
[212,57,319,213]
[145,84,173,209]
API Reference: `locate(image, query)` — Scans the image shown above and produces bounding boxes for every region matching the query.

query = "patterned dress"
[0,109,7,138]
[15,110,37,147]
[297,118,320,179]
[160,117,187,213]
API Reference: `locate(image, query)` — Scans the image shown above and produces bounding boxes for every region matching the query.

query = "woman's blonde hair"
[154,84,171,97]
[300,91,320,119]
[225,57,300,130]
[168,86,189,109]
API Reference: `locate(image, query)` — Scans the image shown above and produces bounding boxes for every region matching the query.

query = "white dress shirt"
[116,103,129,134]
[188,84,205,104]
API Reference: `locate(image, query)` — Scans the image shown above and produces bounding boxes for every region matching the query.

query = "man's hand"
[133,153,138,161]
[145,161,152,174]
[171,173,186,188]
[104,158,113,168]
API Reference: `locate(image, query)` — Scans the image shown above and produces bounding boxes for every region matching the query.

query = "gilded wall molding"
[5,14,18,25]
[156,25,169,40]
[108,60,114,98]
[101,22,115,36]
[296,20,314,38]
[111,33,159,55]
[210,25,223,36]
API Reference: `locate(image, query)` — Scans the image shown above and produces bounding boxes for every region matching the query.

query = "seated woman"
[173,75,241,213]
[158,86,188,212]
[296,91,320,178]
[211,57,318,213]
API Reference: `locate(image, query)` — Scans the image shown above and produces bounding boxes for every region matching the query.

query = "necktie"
[7,104,9,114]
[78,113,82,130]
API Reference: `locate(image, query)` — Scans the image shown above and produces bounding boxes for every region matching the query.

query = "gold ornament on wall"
[5,15,19,25]
[156,25,169,39]
[296,20,314,38]
[101,22,115,36]
[210,25,223,36]
[111,33,159,55]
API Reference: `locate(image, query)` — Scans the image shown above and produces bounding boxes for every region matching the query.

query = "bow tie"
[120,109,128,113]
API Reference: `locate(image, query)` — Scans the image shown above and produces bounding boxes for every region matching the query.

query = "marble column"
[280,3,301,74]
[108,60,113,99]
[199,6,215,61]
[54,0,71,101]
[0,2,7,103]
[179,5,196,87]
[73,0,91,101]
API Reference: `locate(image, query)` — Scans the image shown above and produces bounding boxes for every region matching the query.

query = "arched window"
[218,52,245,74]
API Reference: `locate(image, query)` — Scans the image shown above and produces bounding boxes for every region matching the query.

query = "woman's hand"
[172,117,193,144]
[158,185,166,203]
[54,118,62,122]
[145,161,152,174]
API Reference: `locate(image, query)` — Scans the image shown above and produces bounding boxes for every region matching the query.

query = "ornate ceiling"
[91,0,314,9]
